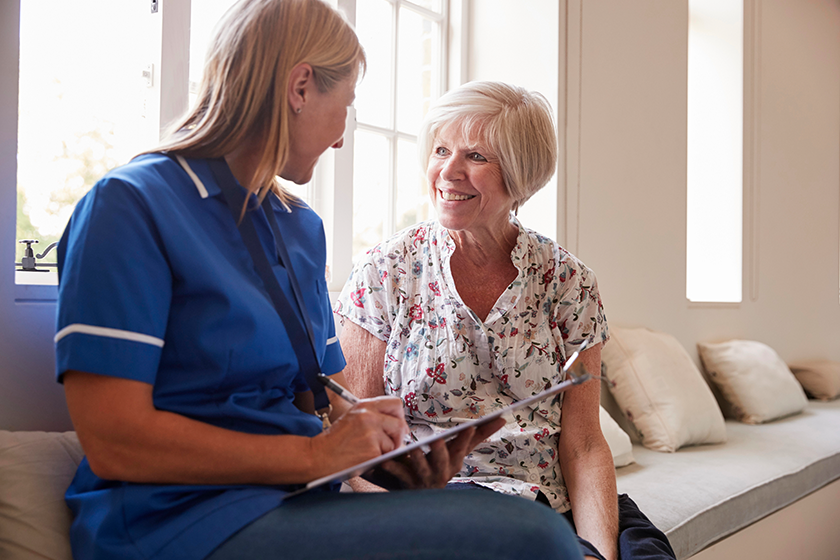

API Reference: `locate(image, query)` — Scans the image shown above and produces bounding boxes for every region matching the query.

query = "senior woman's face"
[427,124,513,235]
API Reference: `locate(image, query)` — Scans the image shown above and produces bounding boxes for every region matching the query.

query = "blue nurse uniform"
[55,153,345,560]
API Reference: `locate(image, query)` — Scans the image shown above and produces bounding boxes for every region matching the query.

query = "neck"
[224,136,264,193]
[448,219,519,266]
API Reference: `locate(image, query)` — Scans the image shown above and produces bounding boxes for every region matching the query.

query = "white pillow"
[602,327,726,452]
[698,339,808,424]
[0,431,81,560]
[600,406,635,467]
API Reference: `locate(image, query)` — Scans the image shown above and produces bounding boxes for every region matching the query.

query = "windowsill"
[686,299,741,309]
[15,270,58,302]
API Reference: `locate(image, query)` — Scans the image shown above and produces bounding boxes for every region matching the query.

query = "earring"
[295,107,302,114]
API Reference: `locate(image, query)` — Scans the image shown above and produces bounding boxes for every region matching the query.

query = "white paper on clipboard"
[286,338,594,498]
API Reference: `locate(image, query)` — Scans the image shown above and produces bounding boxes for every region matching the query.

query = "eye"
[434,146,449,157]
[468,152,488,162]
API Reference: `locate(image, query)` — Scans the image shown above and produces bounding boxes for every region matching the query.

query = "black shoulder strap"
[207,159,331,412]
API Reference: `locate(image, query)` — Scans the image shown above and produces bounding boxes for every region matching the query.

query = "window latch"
[15,239,58,272]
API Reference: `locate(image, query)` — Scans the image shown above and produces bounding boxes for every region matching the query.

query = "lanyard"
[207,158,331,413]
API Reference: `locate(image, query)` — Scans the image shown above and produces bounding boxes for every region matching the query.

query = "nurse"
[54,1,584,559]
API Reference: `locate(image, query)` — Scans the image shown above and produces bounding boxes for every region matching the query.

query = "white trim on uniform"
[326,336,338,345]
[176,155,209,199]
[54,324,165,348]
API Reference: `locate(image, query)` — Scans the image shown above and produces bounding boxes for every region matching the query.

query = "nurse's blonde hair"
[418,81,557,212]
[154,0,365,205]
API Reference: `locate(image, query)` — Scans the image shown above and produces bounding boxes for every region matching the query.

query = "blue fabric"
[208,488,585,560]
[55,154,345,560]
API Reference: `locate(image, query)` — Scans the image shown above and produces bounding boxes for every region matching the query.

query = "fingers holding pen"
[311,396,409,477]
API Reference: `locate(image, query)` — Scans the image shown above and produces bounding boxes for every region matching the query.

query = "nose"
[332,137,345,150]
[439,154,464,181]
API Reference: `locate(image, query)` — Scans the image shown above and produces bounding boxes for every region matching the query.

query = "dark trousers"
[207,487,585,559]
[551,493,676,560]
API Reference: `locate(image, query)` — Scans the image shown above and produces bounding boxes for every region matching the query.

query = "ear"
[288,63,315,114]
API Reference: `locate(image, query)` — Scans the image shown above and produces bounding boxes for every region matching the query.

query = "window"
[319,0,449,290]
[12,0,456,295]
[686,0,744,303]
[349,0,445,260]
[320,0,453,290]
[15,0,153,287]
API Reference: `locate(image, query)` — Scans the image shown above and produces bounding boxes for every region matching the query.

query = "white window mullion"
[156,0,191,140]
[386,1,400,238]
[326,0,357,292]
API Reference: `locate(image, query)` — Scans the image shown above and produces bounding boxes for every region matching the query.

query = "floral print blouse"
[335,218,609,511]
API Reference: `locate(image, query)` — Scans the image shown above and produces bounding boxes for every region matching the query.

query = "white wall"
[470,0,840,364]
[0,1,72,432]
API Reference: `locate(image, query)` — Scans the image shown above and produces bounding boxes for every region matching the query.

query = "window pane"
[395,139,430,231]
[355,0,393,129]
[406,0,443,13]
[396,9,438,134]
[189,0,239,106]
[686,0,743,302]
[352,130,390,260]
[16,0,150,284]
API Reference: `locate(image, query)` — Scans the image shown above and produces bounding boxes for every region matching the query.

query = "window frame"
[325,0,462,292]
[6,0,466,299]
[9,0,190,302]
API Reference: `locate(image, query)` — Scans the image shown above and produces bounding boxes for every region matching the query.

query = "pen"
[317,373,414,446]
[317,373,361,405]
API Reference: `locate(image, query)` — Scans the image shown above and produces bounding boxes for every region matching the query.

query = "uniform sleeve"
[334,246,396,343]
[552,257,610,357]
[319,277,346,377]
[55,177,172,385]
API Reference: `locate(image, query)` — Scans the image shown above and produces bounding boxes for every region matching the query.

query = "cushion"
[697,339,808,424]
[787,360,840,401]
[600,406,635,467]
[602,326,726,452]
[0,431,82,560]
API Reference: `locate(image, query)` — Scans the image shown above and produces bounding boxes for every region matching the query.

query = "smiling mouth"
[439,189,476,201]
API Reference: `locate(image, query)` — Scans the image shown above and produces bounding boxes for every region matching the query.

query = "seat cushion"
[616,400,840,559]
[0,430,82,560]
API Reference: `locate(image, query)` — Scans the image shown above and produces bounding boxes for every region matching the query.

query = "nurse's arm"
[62,369,408,485]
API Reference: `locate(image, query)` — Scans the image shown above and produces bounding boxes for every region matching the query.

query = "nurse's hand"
[374,416,506,489]
[310,396,409,475]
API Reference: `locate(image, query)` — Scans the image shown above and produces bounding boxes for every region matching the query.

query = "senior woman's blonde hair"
[155,0,365,205]
[418,81,557,212]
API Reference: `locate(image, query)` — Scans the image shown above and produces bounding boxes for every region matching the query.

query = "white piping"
[176,155,209,199]
[55,324,165,348]
[326,336,338,345]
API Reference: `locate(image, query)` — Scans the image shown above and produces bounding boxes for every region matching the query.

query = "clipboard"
[286,338,593,497]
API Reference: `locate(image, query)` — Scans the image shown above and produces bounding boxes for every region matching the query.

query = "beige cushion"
[697,340,808,424]
[0,431,82,560]
[600,406,635,467]
[602,326,726,452]
[787,360,840,401]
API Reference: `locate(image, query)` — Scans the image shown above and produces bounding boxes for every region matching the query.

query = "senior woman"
[55,4,586,559]
[336,81,675,560]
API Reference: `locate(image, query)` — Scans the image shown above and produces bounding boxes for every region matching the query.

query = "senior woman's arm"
[558,343,619,560]
[338,320,388,399]
[339,321,391,492]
